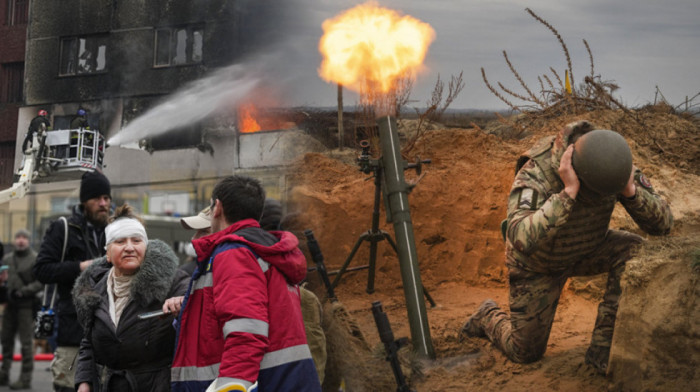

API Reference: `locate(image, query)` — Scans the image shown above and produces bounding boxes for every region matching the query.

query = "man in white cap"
[178,207,212,275]
[180,206,212,239]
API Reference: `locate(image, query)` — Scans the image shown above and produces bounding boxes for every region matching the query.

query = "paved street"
[0,357,53,391]
[0,338,54,391]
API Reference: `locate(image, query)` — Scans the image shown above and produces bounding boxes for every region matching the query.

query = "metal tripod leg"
[331,231,371,290]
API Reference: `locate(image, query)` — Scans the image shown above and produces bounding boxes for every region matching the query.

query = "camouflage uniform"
[473,121,673,367]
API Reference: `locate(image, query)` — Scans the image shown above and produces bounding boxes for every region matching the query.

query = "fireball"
[318,1,436,94]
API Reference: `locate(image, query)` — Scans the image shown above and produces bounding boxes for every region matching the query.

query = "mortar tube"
[376,115,435,359]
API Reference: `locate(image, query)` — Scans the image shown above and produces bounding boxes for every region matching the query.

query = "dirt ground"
[287,108,699,391]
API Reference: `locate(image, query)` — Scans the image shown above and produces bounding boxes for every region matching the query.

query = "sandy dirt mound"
[288,108,699,391]
[608,237,699,391]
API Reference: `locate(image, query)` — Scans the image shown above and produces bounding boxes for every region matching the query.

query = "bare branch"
[393,71,414,122]
[543,74,555,91]
[503,50,545,107]
[481,67,519,111]
[498,81,534,103]
[526,8,575,94]
[583,39,595,79]
[549,67,564,89]
[435,71,466,120]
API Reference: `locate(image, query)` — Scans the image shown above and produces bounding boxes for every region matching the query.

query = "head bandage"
[105,218,148,246]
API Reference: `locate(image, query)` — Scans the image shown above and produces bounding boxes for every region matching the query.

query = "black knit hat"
[80,171,111,203]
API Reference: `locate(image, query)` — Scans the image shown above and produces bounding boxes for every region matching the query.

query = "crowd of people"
[0,120,673,390]
[1,171,323,391]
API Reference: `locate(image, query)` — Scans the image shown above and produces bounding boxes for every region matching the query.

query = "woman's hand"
[558,145,580,199]
[163,296,185,315]
[77,382,92,392]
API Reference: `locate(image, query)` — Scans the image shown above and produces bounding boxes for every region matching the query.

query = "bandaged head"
[105,218,148,247]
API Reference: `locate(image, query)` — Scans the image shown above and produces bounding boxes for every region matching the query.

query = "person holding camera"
[34,171,112,392]
[0,229,42,390]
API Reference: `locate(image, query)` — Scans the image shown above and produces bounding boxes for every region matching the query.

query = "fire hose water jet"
[107,63,258,147]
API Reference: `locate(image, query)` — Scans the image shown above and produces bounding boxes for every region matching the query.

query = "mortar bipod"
[330,142,435,307]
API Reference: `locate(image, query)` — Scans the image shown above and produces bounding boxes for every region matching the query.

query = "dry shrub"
[479,7,700,174]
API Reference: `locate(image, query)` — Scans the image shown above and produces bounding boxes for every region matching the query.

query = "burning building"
[3,0,320,243]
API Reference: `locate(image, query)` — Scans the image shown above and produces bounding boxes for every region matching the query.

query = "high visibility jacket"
[171,219,321,392]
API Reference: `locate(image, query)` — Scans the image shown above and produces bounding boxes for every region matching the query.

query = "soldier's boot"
[459,299,499,340]
[584,344,610,375]
[0,369,8,386]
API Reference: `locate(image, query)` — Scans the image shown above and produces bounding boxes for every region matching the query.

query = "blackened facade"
[0,0,28,187]
[25,0,242,109]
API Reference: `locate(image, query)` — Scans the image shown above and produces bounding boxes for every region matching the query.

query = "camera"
[34,308,55,339]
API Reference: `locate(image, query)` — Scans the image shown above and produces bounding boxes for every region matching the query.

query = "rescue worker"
[460,120,673,375]
[22,109,51,154]
[71,108,89,129]
[170,176,321,392]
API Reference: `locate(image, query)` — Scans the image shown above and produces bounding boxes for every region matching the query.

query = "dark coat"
[34,205,106,346]
[23,115,51,151]
[72,239,189,392]
[3,249,42,309]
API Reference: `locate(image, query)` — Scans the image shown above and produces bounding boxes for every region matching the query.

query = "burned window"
[154,25,203,67]
[59,35,108,76]
[0,62,23,103]
[6,0,29,26]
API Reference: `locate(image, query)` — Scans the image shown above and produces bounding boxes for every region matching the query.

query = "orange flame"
[238,103,261,133]
[318,1,436,94]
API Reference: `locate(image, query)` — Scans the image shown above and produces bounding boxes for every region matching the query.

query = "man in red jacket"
[171,175,321,392]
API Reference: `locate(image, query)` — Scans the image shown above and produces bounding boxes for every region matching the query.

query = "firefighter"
[22,109,51,154]
[71,108,89,129]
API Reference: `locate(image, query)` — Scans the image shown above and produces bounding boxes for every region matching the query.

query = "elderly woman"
[72,204,189,392]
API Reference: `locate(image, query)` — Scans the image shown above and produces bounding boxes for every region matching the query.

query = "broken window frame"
[153,24,204,68]
[6,0,29,26]
[58,34,108,77]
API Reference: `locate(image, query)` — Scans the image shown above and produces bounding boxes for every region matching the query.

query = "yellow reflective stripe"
[223,318,269,338]
[259,344,312,370]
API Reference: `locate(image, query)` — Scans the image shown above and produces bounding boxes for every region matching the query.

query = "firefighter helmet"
[572,129,632,196]
[38,109,48,116]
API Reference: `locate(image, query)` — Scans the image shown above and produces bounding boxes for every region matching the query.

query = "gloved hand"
[10,290,23,300]
[205,379,258,392]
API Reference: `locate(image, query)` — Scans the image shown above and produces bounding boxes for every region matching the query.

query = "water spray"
[108,64,258,147]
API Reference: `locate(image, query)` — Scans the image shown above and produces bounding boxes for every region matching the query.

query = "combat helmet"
[572,129,632,196]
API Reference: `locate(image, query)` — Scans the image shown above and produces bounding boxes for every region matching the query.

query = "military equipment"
[572,129,632,196]
[377,115,435,358]
[304,229,337,302]
[371,301,414,392]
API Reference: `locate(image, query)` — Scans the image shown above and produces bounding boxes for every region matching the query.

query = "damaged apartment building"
[4,0,315,241]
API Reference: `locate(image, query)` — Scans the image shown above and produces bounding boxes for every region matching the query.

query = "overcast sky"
[248,0,700,111]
